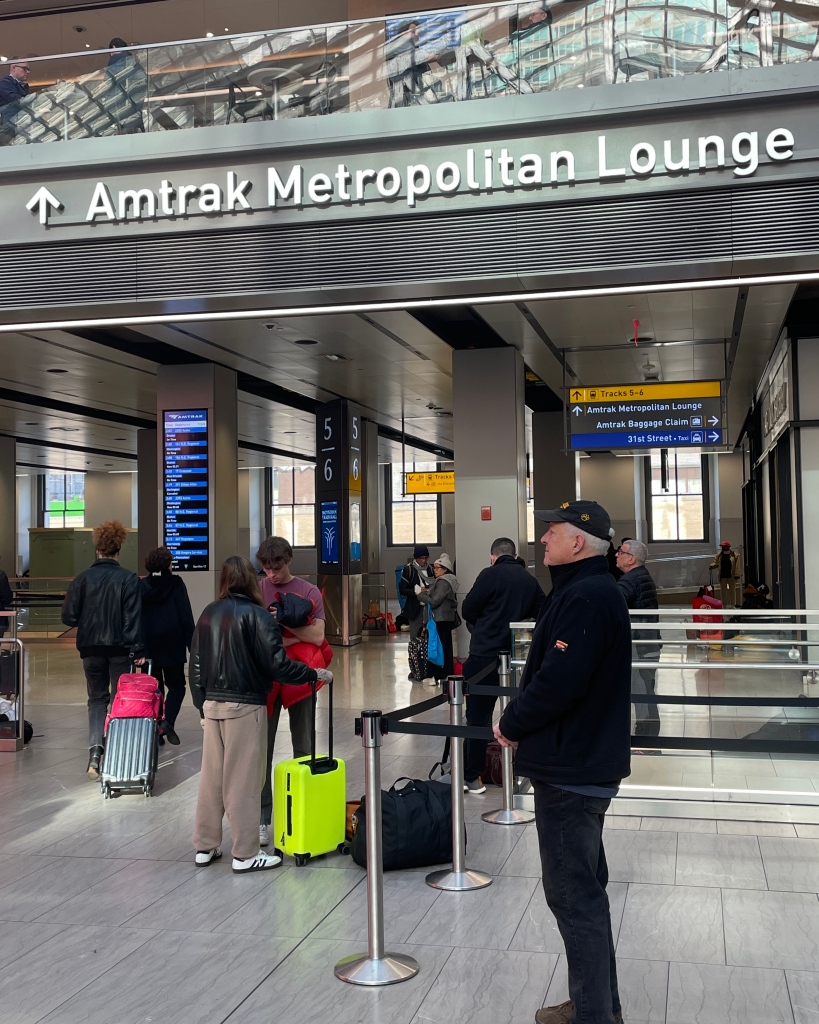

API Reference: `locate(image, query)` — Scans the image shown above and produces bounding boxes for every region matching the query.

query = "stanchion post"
[426,676,493,891]
[482,650,535,825]
[335,710,419,986]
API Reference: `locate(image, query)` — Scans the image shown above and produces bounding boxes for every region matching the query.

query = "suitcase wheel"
[294,854,311,867]
[102,784,111,800]
[143,784,152,798]
[337,842,348,855]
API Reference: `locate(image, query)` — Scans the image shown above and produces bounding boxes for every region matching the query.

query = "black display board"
[163,409,209,571]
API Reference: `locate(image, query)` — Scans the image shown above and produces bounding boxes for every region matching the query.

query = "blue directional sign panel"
[572,429,724,450]
[566,382,725,452]
[163,409,209,571]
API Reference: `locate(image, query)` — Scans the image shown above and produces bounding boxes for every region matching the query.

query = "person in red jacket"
[256,535,329,849]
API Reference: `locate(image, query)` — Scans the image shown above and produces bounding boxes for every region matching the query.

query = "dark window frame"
[645,452,710,544]
[386,464,442,548]
[269,465,316,549]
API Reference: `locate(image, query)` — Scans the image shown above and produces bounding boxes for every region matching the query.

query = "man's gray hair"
[559,521,611,557]
[623,539,648,565]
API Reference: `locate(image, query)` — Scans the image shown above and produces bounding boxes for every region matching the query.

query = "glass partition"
[1,0,818,148]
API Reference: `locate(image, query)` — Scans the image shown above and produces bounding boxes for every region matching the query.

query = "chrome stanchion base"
[334,953,420,986]
[481,806,536,825]
[425,867,493,891]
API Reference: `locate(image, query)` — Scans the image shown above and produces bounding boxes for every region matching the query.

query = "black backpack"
[350,777,454,870]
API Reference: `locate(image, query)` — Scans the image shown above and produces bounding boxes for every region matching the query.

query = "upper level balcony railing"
[1,0,817,148]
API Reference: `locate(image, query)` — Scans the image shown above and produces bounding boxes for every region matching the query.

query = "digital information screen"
[163,409,209,571]
[321,500,339,566]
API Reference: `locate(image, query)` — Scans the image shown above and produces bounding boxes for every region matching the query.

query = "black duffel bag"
[350,776,454,870]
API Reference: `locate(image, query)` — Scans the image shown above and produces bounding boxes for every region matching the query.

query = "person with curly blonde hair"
[62,519,143,776]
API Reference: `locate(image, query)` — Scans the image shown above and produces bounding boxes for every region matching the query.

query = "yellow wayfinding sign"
[406,472,455,494]
[568,381,721,403]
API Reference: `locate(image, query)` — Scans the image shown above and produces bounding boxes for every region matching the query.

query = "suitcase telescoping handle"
[130,659,153,676]
[309,673,334,771]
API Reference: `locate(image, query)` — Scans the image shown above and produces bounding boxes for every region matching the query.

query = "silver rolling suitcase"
[100,716,158,799]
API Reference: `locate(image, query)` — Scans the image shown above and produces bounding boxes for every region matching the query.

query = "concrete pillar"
[0,437,16,578]
[156,365,238,621]
[315,399,364,645]
[137,428,158,571]
[453,349,527,652]
[531,411,576,592]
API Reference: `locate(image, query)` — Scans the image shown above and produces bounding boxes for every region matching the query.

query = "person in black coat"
[140,546,195,746]
[61,520,143,776]
[495,501,631,1024]
[460,537,545,791]
[616,538,661,741]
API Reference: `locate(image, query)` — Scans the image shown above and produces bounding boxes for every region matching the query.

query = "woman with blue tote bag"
[419,554,459,684]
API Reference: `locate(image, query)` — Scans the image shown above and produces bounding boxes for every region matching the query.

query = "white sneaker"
[195,847,222,866]
[423,677,438,686]
[233,850,282,873]
[259,824,271,847]
[464,777,487,795]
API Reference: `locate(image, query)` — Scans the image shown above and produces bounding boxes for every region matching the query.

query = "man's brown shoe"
[535,1002,573,1024]
[534,1002,623,1024]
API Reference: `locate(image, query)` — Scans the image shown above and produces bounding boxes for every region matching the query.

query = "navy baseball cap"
[533,500,615,542]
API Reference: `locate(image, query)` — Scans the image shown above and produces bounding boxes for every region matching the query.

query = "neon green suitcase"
[273,681,346,866]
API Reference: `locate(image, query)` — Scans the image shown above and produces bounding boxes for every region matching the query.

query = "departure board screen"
[163,409,209,571]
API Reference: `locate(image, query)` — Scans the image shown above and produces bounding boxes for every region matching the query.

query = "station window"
[271,465,315,547]
[44,473,85,528]
[646,451,707,542]
[388,462,440,546]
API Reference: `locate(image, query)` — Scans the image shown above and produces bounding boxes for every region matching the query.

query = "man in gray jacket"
[616,539,661,742]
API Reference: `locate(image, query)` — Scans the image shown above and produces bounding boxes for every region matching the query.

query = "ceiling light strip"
[1,270,815,334]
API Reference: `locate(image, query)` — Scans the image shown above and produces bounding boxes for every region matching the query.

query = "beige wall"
[84,471,135,530]
[578,454,637,544]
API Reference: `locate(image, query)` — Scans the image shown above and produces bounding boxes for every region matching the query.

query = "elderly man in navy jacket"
[0,60,31,106]
[496,501,631,1024]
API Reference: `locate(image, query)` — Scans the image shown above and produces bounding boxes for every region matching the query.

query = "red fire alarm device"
[480,506,492,521]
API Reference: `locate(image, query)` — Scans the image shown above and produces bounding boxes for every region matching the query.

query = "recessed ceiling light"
[113,437,126,440]
[47,368,68,374]
[206,31,214,37]
[295,339,318,346]
[0,57,7,63]
[265,324,285,331]
[323,353,349,361]
[24,422,37,425]
[283,430,296,434]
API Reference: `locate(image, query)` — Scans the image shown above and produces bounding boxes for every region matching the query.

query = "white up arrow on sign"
[26,187,63,225]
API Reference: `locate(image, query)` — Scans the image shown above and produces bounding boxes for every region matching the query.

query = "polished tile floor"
[1,638,819,1023]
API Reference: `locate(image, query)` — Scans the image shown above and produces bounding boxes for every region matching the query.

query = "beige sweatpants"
[718,578,737,609]
[193,704,267,861]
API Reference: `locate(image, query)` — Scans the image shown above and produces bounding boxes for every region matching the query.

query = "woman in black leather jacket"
[190,555,331,874]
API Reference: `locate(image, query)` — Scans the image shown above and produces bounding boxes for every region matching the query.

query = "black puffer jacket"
[617,564,661,656]
[189,592,317,709]
[461,555,545,658]
[499,556,632,786]
[61,558,142,657]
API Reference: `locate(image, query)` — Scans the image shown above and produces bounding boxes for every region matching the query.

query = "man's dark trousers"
[533,782,621,1024]
[83,654,130,748]
[463,653,499,783]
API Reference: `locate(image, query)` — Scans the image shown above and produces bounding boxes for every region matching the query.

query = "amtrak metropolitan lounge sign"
[19,123,798,231]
